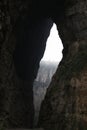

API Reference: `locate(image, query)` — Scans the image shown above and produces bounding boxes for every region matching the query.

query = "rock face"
[0,0,53,128]
[0,0,87,130]
[38,1,87,130]
[33,61,58,126]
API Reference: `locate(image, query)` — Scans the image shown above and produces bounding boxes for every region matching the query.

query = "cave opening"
[33,23,63,126]
[13,16,64,128]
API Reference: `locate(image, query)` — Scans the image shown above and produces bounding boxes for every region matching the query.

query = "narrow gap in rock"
[33,23,63,126]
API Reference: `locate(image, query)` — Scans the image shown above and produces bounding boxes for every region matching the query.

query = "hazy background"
[33,23,63,126]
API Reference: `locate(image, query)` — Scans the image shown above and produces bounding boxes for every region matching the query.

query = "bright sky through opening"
[41,23,63,63]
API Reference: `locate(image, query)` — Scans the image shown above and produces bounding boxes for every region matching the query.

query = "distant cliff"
[33,61,58,126]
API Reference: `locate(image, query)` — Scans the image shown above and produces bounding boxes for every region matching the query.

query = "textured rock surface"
[0,0,87,130]
[38,0,87,130]
[0,0,34,128]
[0,0,52,128]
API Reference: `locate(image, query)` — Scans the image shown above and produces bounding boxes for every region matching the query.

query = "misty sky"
[41,23,63,63]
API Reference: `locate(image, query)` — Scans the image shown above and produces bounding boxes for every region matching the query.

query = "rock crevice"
[0,0,87,130]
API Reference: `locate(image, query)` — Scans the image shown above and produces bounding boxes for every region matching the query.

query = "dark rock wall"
[0,0,52,128]
[0,0,87,129]
[38,0,87,130]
